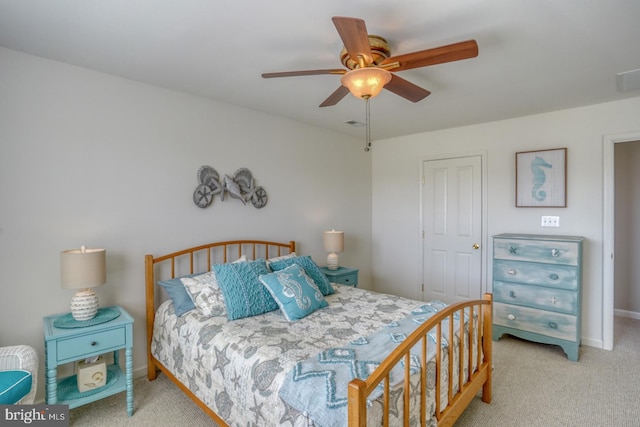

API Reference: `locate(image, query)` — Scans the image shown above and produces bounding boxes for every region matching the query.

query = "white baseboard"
[581,337,604,349]
[614,308,640,320]
[134,365,148,379]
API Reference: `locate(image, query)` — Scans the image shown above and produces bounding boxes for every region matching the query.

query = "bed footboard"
[348,293,493,427]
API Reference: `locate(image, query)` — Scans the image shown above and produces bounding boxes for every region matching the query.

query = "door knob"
[472,243,480,250]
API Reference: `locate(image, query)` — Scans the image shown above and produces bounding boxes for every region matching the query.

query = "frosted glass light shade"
[340,68,391,99]
[61,246,106,321]
[323,230,344,271]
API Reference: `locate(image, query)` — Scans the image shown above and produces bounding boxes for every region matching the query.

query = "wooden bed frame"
[145,239,492,426]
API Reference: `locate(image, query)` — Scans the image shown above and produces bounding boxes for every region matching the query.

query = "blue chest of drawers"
[492,233,584,361]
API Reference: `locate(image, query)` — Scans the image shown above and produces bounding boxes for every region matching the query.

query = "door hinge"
[421,283,424,292]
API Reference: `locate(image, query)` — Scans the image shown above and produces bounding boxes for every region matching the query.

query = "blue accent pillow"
[214,259,279,320]
[158,275,198,316]
[259,264,328,321]
[269,255,334,296]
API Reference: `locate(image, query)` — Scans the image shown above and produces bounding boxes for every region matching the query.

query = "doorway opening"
[603,131,640,350]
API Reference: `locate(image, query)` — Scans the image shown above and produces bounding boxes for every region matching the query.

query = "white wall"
[0,47,372,399]
[371,96,640,348]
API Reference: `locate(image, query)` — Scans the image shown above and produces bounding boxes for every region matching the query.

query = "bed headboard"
[144,239,295,368]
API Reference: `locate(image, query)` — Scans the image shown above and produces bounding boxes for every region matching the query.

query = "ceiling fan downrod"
[364,95,371,152]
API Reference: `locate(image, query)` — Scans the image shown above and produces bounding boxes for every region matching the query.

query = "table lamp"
[61,246,106,321]
[323,230,344,271]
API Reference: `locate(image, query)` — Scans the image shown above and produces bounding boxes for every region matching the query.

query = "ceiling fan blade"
[319,86,351,107]
[262,69,346,78]
[384,74,431,103]
[381,40,478,72]
[332,16,373,65]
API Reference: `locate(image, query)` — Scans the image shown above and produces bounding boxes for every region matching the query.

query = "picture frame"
[516,148,567,207]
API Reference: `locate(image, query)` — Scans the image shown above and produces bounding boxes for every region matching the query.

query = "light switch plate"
[541,216,560,227]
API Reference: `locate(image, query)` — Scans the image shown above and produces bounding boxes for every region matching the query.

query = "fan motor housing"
[340,35,390,69]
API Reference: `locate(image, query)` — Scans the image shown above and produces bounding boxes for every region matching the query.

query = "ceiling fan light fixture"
[340,67,391,99]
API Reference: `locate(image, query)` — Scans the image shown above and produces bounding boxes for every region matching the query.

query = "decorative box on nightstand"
[319,266,359,287]
[43,305,134,416]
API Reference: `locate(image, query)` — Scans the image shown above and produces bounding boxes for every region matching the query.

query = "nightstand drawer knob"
[507,268,517,276]
[91,341,97,346]
[507,313,516,321]
[509,290,516,298]
[551,249,560,257]
[548,321,558,329]
[549,273,559,280]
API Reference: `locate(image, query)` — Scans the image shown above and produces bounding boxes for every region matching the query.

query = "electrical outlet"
[541,216,560,227]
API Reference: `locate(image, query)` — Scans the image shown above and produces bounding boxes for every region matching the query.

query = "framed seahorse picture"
[516,148,567,207]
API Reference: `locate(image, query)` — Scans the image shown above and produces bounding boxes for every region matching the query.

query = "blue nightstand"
[319,266,359,287]
[43,305,134,415]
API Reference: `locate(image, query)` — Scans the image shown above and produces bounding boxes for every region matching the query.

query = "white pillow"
[181,271,226,317]
[265,252,296,270]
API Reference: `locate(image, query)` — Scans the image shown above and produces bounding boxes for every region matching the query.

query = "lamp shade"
[61,247,106,290]
[340,67,391,99]
[323,230,344,253]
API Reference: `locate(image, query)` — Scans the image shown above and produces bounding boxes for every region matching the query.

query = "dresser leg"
[562,342,579,362]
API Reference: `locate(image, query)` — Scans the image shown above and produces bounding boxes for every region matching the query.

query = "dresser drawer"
[493,281,578,315]
[494,302,577,341]
[493,260,578,290]
[57,327,126,361]
[494,238,579,266]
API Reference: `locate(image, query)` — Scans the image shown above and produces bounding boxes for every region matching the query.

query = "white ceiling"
[1,0,639,140]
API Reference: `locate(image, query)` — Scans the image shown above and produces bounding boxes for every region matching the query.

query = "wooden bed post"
[145,254,157,381]
[348,378,367,427]
[482,293,493,403]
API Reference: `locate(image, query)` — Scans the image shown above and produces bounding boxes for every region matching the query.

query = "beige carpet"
[70,316,640,426]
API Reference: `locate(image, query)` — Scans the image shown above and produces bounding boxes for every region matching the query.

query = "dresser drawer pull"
[509,290,516,298]
[507,268,517,276]
[551,249,560,257]
[507,313,516,321]
[91,341,97,346]
[549,273,559,280]
[548,321,558,329]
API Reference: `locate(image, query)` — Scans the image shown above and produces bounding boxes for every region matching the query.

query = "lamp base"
[326,253,339,271]
[70,289,99,321]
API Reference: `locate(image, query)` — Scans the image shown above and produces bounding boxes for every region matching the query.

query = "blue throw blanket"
[279,301,466,427]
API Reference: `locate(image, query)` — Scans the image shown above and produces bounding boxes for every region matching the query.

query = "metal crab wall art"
[193,166,268,209]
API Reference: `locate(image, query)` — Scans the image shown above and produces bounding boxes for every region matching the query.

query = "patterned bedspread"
[151,284,466,426]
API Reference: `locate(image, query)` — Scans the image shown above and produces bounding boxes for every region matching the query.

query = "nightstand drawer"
[57,327,125,361]
[337,272,358,286]
[319,266,359,287]
[494,260,578,290]
[493,281,578,315]
[494,302,577,341]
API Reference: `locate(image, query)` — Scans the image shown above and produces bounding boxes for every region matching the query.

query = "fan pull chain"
[365,97,371,152]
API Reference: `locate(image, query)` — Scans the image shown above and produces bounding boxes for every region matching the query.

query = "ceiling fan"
[262,16,479,107]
